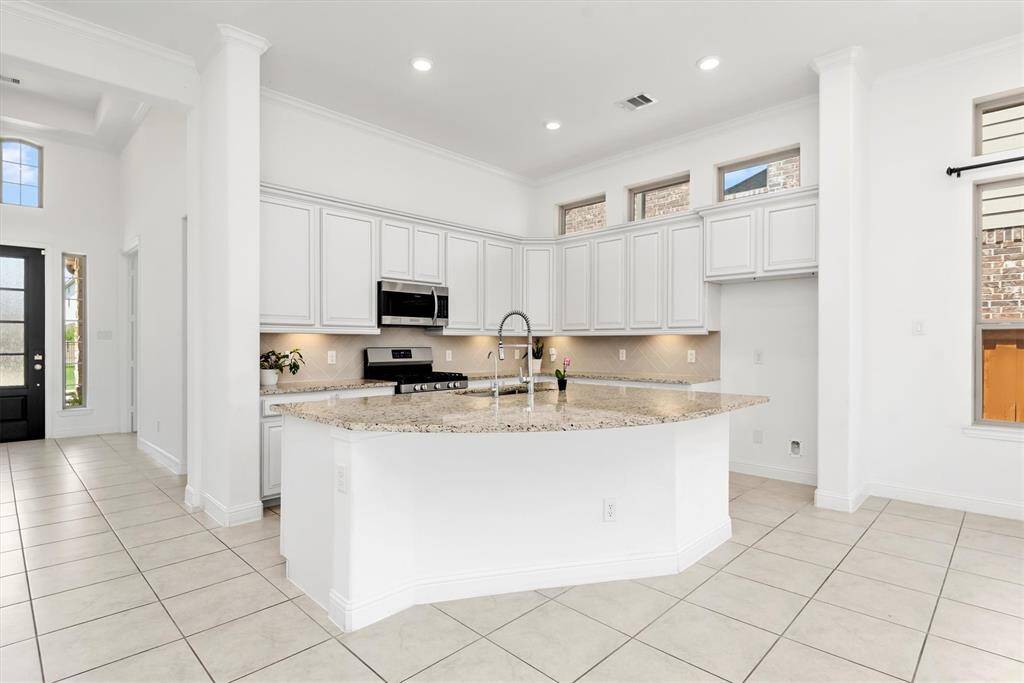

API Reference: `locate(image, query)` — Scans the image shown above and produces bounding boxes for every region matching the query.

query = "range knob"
[447,382,456,388]
[434,383,443,390]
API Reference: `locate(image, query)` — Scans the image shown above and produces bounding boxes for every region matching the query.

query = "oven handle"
[431,287,438,325]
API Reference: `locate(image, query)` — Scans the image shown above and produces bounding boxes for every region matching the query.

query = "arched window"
[2,138,42,208]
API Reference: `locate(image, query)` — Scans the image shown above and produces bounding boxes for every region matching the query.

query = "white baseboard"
[866,481,1024,521]
[814,487,867,513]
[183,485,203,512]
[202,492,263,527]
[328,518,733,632]
[49,421,121,439]
[731,460,816,485]
[137,437,185,475]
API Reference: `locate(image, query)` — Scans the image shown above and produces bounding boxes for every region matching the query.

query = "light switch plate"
[445,349,452,362]
[327,351,337,365]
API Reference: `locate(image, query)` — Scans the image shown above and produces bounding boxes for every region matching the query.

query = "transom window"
[975,94,1023,155]
[560,195,606,235]
[2,139,42,208]
[719,148,800,202]
[630,174,690,221]
[976,178,1023,424]
[63,254,86,408]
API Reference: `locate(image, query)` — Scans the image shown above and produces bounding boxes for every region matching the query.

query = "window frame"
[628,173,691,222]
[62,253,87,410]
[559,194,607,235]
[973,176,1023,427]
[1,137,43,209]
[974,92,1024,157]
[717,147,800,202]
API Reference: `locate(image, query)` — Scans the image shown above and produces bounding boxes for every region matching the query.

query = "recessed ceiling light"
[697,55,720,71]
[411,57,433,72]
[545,121,561,131]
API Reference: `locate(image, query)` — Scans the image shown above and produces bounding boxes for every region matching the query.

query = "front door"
[0,245,45,441]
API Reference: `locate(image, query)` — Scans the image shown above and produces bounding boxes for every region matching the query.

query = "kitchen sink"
[457,382,558,397]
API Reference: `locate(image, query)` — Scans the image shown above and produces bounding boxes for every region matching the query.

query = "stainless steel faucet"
[497,309,534,396]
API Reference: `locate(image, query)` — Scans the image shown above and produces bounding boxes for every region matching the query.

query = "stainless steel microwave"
[378,280,449,327]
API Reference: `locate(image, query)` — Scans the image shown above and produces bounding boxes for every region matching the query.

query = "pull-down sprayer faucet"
[497,310,534,396]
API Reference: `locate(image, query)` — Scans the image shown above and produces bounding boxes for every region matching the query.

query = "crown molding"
[1,1,196,68]
[217,24,271,55]
[261,88,536,186]
[810,46,864,75]
[536,94,820,185]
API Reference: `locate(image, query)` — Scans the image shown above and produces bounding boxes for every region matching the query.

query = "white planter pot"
[530,358,542,374]
[260,369,280,386]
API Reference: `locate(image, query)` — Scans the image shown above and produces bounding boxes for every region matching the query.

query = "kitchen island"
[275,383,766,631]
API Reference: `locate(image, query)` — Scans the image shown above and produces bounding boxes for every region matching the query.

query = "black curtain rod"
[947,155,1024,178]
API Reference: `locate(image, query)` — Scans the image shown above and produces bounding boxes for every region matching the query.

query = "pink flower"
[563,357,572,369]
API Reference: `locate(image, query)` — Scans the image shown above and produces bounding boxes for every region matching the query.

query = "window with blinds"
[976,178,1023,424]
[976,95,1023,155]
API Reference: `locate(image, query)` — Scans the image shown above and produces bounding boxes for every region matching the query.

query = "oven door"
[378,281,449,327]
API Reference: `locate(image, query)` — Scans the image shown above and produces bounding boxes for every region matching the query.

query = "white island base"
[280,413,732,632]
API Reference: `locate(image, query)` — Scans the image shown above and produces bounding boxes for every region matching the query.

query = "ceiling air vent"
[618,92,657,111]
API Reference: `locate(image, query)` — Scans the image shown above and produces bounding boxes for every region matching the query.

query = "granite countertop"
[273,382,766,433]
[260,378,396,396]
[464,371,719,385]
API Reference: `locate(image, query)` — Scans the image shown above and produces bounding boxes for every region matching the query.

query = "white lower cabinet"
[260,419,283,498]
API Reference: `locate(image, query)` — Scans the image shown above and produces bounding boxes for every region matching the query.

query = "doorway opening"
[126,248,138,433]
[0,245,46,441]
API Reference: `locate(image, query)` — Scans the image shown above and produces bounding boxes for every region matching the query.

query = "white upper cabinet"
[628,228,663,329]
[762,197,817,273]
[260,197,317,327]
[593,235,627,330]
[522,245,555,331]
[705,208,757,279]
[380,220,413,280]
[413,226,445,283]
[321,209,377,329]
[446,233,483,330]
[483,240,516,330]
[667,222,704,328]
[560,241,591,330]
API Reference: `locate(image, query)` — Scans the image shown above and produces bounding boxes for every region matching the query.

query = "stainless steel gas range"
[363,347,469,394]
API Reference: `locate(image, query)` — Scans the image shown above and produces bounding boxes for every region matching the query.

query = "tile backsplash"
[261,329,720,381]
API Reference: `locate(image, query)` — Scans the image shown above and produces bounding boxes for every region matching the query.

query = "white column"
[187,25,269,526]
[812,47,867,512]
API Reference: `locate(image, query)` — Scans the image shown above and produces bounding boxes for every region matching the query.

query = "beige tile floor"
[1,436,1023,682]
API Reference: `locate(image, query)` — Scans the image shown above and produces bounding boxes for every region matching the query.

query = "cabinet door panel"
[413,227,444,283]
[260,198,316,326]
[560,242,591,330]
[380,221,413,280]
[668,223,703,328]
[763,202,817,272]
[321,209,376,328]
[628,229,662,329]
[484,241,516,330]
[261,420,282,498]
[594,236,626,330]
[446,233,482,329]
[705,210,757,278]
[522,246,555,331]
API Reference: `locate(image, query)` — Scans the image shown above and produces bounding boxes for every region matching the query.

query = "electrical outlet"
[619,349,626,361]
[336,464,348,493]
[327,350,337,365]
[549,348,557,361]
[445,349,452,362]
[752,429,763,444]
[514,349,521,360]
[603,498,617,523]
[789,440,802,458]
[753,349,764,365]
[687,349,696,363]
[912,320,925,336]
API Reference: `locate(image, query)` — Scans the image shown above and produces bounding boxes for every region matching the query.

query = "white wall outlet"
[327,350,337,365]
[549,348,557,361]
[912,319,925,336]
[752,429,763,444]
[687,349,696,363]
[445,349,452,362]
[336,464,348,493]
[514,349,521,360]
[602,498,617,523]
[753,349,764,365]
[789,440,802,458]
[619,349,626,361]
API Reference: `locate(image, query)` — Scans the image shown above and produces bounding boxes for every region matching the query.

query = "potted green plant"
[260,348,305,386]
[531,338,544,374]
[554,356,571,391]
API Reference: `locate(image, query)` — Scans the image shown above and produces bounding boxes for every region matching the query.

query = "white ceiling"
[31,1,1024,178]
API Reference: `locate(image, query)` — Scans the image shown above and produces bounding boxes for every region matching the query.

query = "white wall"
[120,107,187,468]
[0,132,123,438]
[858,37,1023,518]
[533,98,819,235]
[721,279,819,484]
[261,92,535,237]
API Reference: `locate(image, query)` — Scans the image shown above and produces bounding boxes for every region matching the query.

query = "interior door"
[0,245,45,441]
